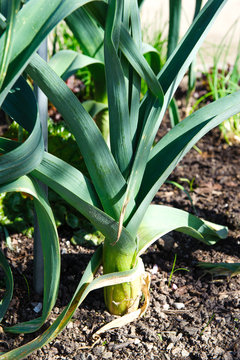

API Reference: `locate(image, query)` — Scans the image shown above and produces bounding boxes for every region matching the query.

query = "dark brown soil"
[0,125,240,360]
[0,76,240,359]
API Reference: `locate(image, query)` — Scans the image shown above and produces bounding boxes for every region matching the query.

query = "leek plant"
[0,0,240,358]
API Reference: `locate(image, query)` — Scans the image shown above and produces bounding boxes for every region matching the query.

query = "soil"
[0,82,240,360]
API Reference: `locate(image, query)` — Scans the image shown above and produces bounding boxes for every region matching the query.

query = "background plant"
[0,1,240,359]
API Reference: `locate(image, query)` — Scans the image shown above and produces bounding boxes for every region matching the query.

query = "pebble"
[171,346,181,356]
[223,352,234,360]
[163,303,170,311]
[182,349,190,357]
[173,302,185,310]
[144,343,153,351]
[172,283,178,290]
[102,352,113,359]
[166,343,174,351]
[134,338,141,345]
[92,346,105,356]
[66,321,74,329]
[214,346,224,356]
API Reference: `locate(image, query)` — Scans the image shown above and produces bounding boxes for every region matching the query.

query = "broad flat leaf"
[0,0,21,90]
[0,76,44,185]
[48,50,104,80]
[26,53,135,222]
[104,0,132,175]
[32,152,137,259]
[0,175,60,334]
[65,6,104,61]
[0,0,105,105]
[198,262,240,277]
[120,25,164,102]
[82,100,107,118]
[167,0,182,59]
[0,249,13,322]
[123,0,228,222]
[169,97,180,127]
[137,205,228,256]
[127,90,240,235]
[142,42,161,75]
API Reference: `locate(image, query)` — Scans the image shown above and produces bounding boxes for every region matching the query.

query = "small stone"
[173,302,185,310]
[172,346,181,356]
[66,321,74,329]
[182,349,190,357]
[184,326,198,336]
[168,334,178,344]
[93,346,105,356]
[102,352,113,359]
[134,338,141,345]
[150,264,159,274]
[214,346,224,356]
[172,284,178,290]
[166,343,174,351]
[163,303,170,311]
[144,343,153,351]
[159,312,168,319]
[223,352,233,360]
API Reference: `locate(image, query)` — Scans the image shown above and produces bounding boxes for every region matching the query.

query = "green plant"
[168,254,189,288]
[200,312,215,335]
[0,1,240,358]
[196,22,240,144]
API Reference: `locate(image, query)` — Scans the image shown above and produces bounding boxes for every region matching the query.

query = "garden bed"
[1,125,239,360]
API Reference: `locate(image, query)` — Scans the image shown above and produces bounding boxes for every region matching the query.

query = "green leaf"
[32,152,137,258]
[167,0,182,59]
[0,249,13,322]
[82,100,108,118]
[65,6,104,61]
[0,76,44,185]
[48,49,104,80]
[198,262,240,277]
[0,0,106,105]
[169,97,181,127]
[0,175,60,334]
[120,25,164,102]
[27,53,132,221]
[125,1,228,219]
[137,205,228,256]
[0,0,21,90]
[104,0,133,175]
[128,90,240,235]
[142,42,161,75]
